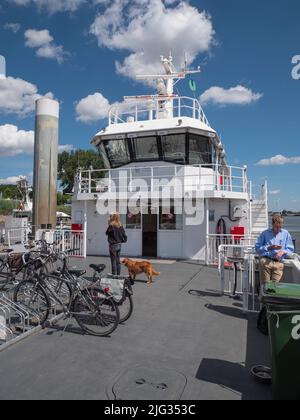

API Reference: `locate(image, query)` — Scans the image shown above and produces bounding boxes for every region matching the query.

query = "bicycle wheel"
[14,279,51,325]
[118,291,134,323]
[0,259,7,275]
[43,274,73,308]
[73,287,120,337]
[0,260,9,289]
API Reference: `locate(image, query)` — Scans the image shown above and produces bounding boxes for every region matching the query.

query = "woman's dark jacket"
[106,225,127,245]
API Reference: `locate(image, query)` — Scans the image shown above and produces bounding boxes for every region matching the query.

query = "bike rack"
[0,292,42,346]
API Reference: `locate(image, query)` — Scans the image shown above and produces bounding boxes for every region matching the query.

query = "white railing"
[109,96,211,127]
[36,230,86,258]
[0,227,30,248]
[0,228,86,258]
[206,234,257,266]
[76,164,248,196]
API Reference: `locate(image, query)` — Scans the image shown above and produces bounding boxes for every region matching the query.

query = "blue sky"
[0,0,300,210]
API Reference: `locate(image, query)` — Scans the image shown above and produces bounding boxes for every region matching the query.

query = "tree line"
[0,149,104,201]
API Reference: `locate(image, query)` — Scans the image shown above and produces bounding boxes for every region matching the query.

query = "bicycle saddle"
[90,264,106,274]
[69,269,86,278]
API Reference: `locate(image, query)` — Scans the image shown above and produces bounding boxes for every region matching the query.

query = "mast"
[17,178,32,212]
[125,53,201,119]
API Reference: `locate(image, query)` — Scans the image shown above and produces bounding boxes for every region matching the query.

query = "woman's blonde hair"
[109,212,122,228]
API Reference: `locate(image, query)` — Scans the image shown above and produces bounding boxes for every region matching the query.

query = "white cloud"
[75,92,111,123]
[200,85,263,106]
[25,29,67,63]
[75,88,156,123]
[257,155,300,166]
[90,0,215,80]
[0,125,74,157]
[0,76,54,117]
[75,91,137,123]
[9,0,86,14]
[4,23,21,33]
[269,190,281,195]
[0,176,25,185]
[25,29,53,48]
[58,144,76,153]
[0,125,34,157]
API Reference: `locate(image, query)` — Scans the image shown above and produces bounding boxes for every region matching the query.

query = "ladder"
[250,182,269,238]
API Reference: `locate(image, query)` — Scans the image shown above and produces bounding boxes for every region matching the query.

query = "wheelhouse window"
[103,139,130,168]
[131,136,159,161]
[161,134,186,163]
[121,206,141,229]
[159,206,183,231]
[100,133,214,168]
[126,211,141,229]
[188,134,212,165]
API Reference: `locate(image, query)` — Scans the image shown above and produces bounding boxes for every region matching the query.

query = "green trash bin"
[262,283,300,400]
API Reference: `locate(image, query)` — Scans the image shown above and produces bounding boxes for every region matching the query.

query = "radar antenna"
[124,53,201,119]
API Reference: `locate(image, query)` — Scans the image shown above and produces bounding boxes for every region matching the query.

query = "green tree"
[57,192,70,206]
[0,185,22,200]
[58,149,104,194]
[0,200,19,215]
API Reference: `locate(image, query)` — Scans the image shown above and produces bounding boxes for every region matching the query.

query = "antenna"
[124,54,202,119]
[0,55,6,79]
[183,52,188,72]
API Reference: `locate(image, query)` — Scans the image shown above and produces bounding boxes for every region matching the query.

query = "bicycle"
[0,239,54,290]
[96,271,134,324]
[14,256,120,337]
[37,248,134,324]
[0,249,32,291]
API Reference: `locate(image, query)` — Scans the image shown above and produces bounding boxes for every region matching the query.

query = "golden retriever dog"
[121,258,160,284]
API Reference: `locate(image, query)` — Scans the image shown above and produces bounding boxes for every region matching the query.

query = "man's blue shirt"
[255,228,294,260]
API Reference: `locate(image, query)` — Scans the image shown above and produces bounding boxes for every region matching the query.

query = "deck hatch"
[107,364,187,400]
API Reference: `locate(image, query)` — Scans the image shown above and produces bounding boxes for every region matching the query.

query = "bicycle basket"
[8,254,23,270]
[100,277,126,303]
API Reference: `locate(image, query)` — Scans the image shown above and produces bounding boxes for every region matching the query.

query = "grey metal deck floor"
[0,257,272,400]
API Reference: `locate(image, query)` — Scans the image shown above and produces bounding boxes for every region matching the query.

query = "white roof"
[57,212,71,218]
[92,117,216,144]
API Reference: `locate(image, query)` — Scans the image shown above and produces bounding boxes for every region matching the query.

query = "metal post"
[151,167,154,194]
[89,170,92,194]
[62,231,65,253]
[206,199,210,265]
[264,180,269,225]
[220,249,225,295]
[83,201,87,258]
[243,257,249,313]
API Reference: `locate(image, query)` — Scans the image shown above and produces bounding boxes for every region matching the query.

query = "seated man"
[255,214,294,283]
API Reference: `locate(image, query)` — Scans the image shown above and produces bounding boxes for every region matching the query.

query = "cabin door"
[142,210,158,257]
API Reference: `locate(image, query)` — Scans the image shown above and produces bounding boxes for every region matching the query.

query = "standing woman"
[106,213,127,276]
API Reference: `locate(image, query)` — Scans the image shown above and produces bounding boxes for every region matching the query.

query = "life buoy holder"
[189,79,197,92]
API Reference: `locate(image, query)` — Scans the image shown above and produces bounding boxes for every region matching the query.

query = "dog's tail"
[152,270,161,276]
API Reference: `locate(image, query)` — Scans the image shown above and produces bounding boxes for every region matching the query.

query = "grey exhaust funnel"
[33,98,59,230]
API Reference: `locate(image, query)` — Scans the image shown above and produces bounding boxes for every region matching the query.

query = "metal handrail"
[108,96,210,126]
[77,164,249,195]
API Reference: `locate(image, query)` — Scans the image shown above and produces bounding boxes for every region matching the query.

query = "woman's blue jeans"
[109,243,122,275]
